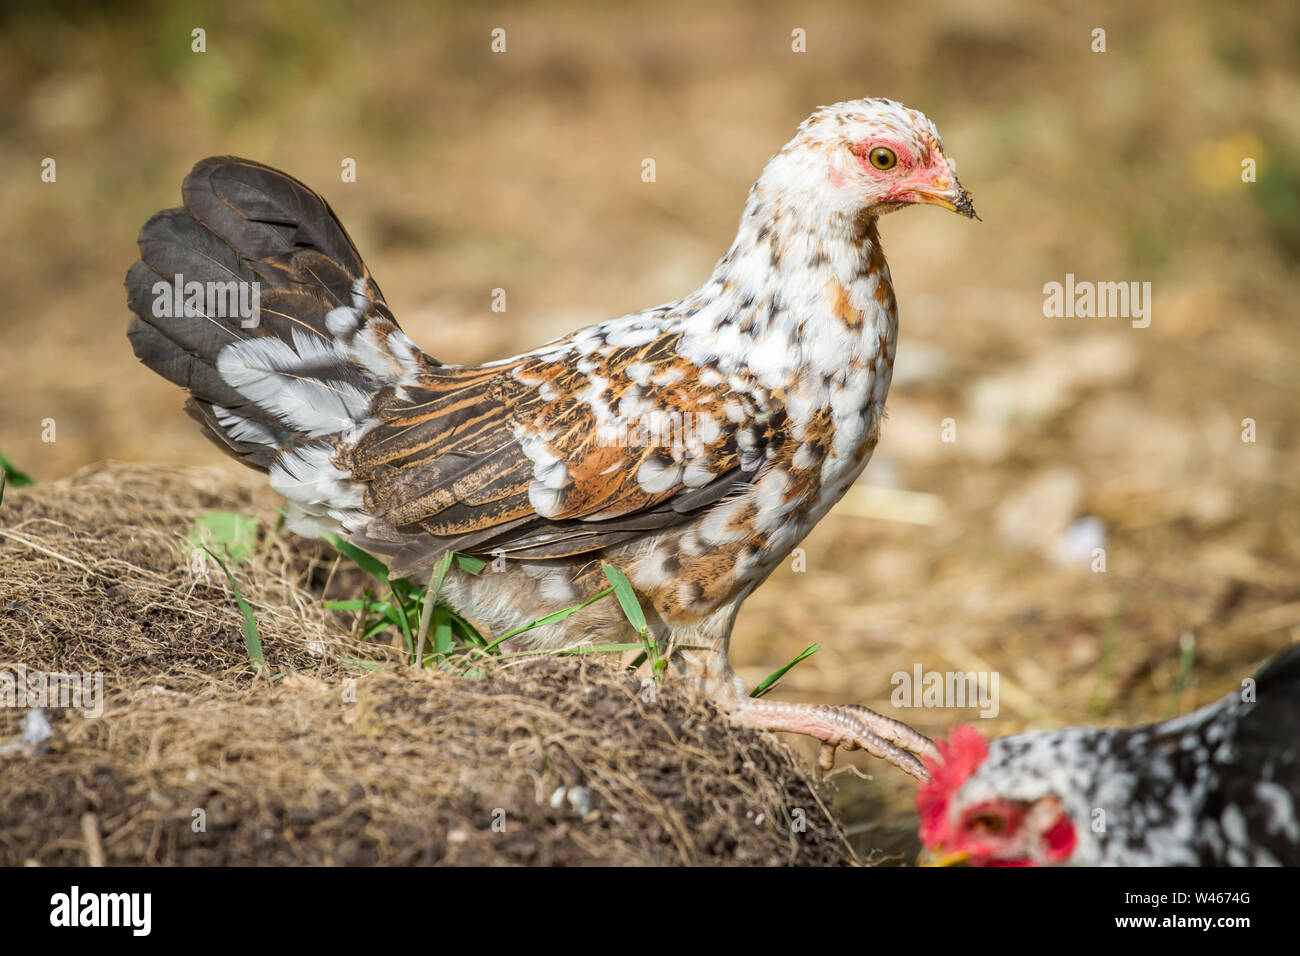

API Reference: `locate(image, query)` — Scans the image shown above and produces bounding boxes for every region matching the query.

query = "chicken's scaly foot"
[731,699,938,781]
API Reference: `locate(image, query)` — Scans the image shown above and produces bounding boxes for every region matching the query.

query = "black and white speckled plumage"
[923,645,1300,866]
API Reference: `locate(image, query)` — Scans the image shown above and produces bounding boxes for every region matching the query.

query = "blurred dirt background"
[2,0,1299,861]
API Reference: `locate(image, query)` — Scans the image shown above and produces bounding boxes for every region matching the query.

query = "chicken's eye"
[968,813,1005,835]
[868,147,897,171]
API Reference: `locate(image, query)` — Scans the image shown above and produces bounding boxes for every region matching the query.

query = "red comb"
[915,725,990,846]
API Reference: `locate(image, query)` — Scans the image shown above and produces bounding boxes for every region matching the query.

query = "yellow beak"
[917,847,972,867]
[914,179,980,220]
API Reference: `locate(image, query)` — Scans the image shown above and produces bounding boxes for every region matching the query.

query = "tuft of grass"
[322,534,489,665]
[318,538,821,690]
[320,536,667,676]
[750,643,820,698]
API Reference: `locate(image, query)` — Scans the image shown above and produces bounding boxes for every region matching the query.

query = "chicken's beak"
[917,847,972,867]
[913,177,980,221]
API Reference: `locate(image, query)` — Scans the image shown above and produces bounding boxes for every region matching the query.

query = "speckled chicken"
[917,645,1300,865]
[126,98,977,779]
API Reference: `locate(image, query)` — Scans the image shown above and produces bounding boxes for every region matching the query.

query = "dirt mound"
[0,463,854,865]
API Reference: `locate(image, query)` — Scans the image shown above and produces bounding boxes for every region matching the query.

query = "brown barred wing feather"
[341,332,764,572]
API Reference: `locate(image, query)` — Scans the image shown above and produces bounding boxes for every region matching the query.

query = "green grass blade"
[750,643,820,698]
[1089,605,1122,719]
[454,553,487,575]
[446,608,487,646]
[1164,631,1196,720]
[601,563,647,632]
[323,533,390,582]
[186,512,260,563]
[433,604,454,655]
[498,642,647,659]
[484,586,615,651]
[394,591,416,650]
[339,658,390,672]
[428,551,454,598]
[553,642,647,657]
[602,562,661,673]
[204,547,268,680]
[0,451,34,489]
[323,599,367,611]
[364,617,396,640]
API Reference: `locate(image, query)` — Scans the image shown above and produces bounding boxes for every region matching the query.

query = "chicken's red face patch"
[1041,808,1079,862]
[838,133,972,218]
[917,724,989,848]
[918,727,1079,866]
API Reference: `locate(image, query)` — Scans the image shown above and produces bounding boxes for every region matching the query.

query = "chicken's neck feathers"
[677,179,895,388]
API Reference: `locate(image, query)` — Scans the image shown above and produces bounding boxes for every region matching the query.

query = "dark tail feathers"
[126,156,426,534]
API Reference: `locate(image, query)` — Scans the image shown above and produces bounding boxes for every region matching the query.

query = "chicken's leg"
[730,697,938,780]
[672,639,937,781]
